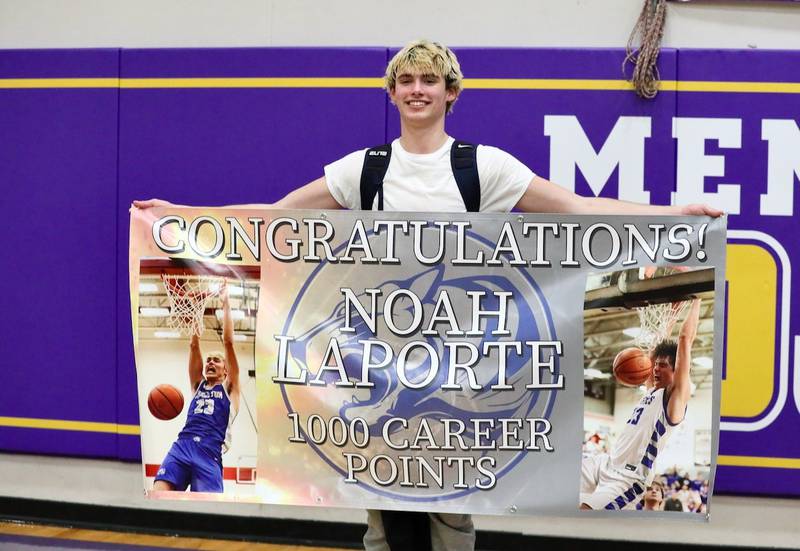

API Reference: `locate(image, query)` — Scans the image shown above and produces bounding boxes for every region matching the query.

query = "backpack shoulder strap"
[450,141,480,212]
[360,144,392,211]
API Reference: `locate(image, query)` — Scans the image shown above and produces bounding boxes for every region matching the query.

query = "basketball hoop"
[634,300,688,353]
[161,274,223,337]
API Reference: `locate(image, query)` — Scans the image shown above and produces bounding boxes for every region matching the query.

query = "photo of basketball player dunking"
[581,299,701,510]
[153,281,241,492]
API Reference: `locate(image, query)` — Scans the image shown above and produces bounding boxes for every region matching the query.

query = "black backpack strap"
[450,140,480,212]
[360,144,392,210]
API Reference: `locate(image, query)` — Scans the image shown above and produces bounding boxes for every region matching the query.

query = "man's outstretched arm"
[514,176,724,217]
[132,176,342,211]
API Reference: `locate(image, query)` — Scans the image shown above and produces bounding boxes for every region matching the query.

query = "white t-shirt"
[324,137,534,213]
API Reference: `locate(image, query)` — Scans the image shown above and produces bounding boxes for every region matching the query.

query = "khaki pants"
[363,510,475,551]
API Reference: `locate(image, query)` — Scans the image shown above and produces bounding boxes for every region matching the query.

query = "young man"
[153,282,241,493]
[580,299,701,511]
[642,481,665,511]
[136,40,720,550]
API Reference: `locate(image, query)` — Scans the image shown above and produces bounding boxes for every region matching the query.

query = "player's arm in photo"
[667,298,701,424]
[220,282,241,414]
[188,332,203,392]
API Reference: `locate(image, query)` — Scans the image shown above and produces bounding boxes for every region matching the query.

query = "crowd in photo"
[583,433,709,513]
[650,467,710,513]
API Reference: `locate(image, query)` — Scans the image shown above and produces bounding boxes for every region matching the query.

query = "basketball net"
[161,274,223,337]
[634,300,688,353]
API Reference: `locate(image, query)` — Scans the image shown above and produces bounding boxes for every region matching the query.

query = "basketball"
[613,347,652,386]
[147,384,184,420]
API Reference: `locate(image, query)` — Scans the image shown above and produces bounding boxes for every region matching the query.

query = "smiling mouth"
[407,100,428,107]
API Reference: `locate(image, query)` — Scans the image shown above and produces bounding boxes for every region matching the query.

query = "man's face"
[389,72,456,125]
[652,355,674,389]
[645,485,664,508]
[204,354,227,382]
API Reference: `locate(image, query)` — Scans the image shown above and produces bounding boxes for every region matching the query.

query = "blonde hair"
[205,350,227,369]
[385,40,463,114]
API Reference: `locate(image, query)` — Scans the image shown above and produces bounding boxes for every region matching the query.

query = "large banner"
[130,207,726,516]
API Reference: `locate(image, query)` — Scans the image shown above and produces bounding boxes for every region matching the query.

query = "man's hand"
[679,204,724,217]
[132,198,176,209]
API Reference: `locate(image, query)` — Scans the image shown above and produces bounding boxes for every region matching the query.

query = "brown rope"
[624,0,667,99]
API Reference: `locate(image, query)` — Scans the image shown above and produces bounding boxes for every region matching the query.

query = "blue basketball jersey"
[178,381,236,453]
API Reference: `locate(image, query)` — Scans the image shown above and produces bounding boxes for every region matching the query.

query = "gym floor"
[0,521,349,551]
[1,453,797,551]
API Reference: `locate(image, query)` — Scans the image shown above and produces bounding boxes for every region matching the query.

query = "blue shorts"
[155,437,224,492]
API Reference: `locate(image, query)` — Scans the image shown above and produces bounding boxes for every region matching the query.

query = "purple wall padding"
[677,49,800,496]
[435,48,678,203]
[0,49,120,457]
[715,465,800,497]
[1,46,798,499]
